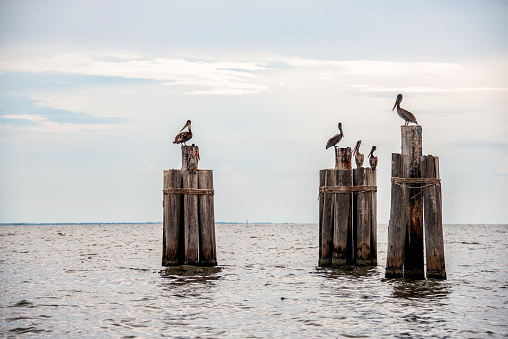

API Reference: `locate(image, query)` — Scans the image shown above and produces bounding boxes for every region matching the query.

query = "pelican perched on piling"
[326,122,344,149]
[352,140,364,167]
[173,120,192,145]
[368,146,378,170]
[392,94,418,125]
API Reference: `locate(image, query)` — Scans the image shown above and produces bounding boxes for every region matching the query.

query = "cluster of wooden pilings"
[386,126,446,279]
[319,147,377,267]
[162,145,217,267]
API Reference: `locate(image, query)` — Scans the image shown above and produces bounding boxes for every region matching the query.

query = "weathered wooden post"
[422,155,446,279]
[386,153,411,277]
[319,169,335,267]
[162,169,182,266]
[333,147,352,266]
[162,145,217,267]
[369,168,377,265]
[386,126,446,279]
[198,170,217,266]
[319,146,377,267]
[353,167,377,266]
[402,126,424,279]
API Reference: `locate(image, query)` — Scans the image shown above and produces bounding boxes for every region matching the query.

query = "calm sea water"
[0,223,507,338]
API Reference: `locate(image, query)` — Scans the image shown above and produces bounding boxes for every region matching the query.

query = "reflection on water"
[391,278,451,300]
[159,265,222,285]
[0,223,506,337]
[316,265,380,279]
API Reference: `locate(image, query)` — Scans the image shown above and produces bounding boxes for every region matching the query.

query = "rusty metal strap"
[391,177,440,184]
[319,185,377,194]
[391,177,441,188]
[163,188,214,195]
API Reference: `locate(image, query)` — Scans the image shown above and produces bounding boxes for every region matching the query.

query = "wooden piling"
[353,167,371,266]
[387,125,446,279]
[162,145,217,267]
[386,153,411,278]
[182,170,199,265]
[181,144,200,172]
[422,155,446,279]
[332,169,352,266]
[401,126,422,161]
[401,125,424,279]
[335,147,352,170]
[319,169,335,267]
[369,168,377,265]
[198,170,217,266]
[162,169,182,266]
[320,145,377,267]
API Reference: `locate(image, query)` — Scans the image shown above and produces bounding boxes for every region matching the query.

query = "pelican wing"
[398,107,418,125]
[173,131,192,144]
[326,133,342,149]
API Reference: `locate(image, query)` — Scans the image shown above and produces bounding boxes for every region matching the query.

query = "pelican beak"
[392,95,401,111]
[368,146,376,157]
[352,141,360,156]
[180,121,190,132]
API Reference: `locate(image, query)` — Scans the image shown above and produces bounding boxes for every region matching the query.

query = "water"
[1,223,507,338]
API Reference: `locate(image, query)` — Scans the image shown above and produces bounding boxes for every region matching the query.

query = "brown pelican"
[368,146,378,170]
[352,140,364,167]
[326,122,344,149]
[392,94,418,125]
[173,120,192,145]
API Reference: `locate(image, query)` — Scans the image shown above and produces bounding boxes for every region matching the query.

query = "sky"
[0,0,507,224]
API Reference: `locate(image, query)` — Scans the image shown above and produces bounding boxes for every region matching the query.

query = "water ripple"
[0,223,506,337]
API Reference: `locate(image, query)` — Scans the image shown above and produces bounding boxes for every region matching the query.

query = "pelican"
[352,140,364,167]
[368,146,378,170]
[326,122,344,149]
[173,120,192,145]
[392,94,418,125]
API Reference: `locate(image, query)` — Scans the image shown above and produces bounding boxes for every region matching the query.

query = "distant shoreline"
[0,221,275,225]
[1,222,506,226]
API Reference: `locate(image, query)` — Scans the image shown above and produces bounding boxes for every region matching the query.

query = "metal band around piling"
[391,177,441,189]
[163,188,215,195]
[319,185,377,194]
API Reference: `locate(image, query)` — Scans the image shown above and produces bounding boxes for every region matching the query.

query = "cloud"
[0,95,125,133]
[0,53,270,96]
[453,138,508,149]
[496,156,508,175]
[284,58,462,76]
[349,84,508,94]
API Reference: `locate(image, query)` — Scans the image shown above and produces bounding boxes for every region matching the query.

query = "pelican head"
[352,140,362,156]
[338,122,343,136]
[392,94,403,111]
[180,120,191,132]
[368,145,377,158]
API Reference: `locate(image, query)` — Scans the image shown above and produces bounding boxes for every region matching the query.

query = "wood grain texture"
[319,169,335,267]
[403,126,424,280]
[353,167,371,266]
[335,147,352,170]
[370,169,378,265]
[182,170,199,265]
[198,170,217,266]
[332,169,352,266]
[422,155,446,279]
[401,125,422,161]
[386,153,411,278]
[162,169,182,266]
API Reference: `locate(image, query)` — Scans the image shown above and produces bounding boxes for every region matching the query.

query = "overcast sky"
[1,1,507,223]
